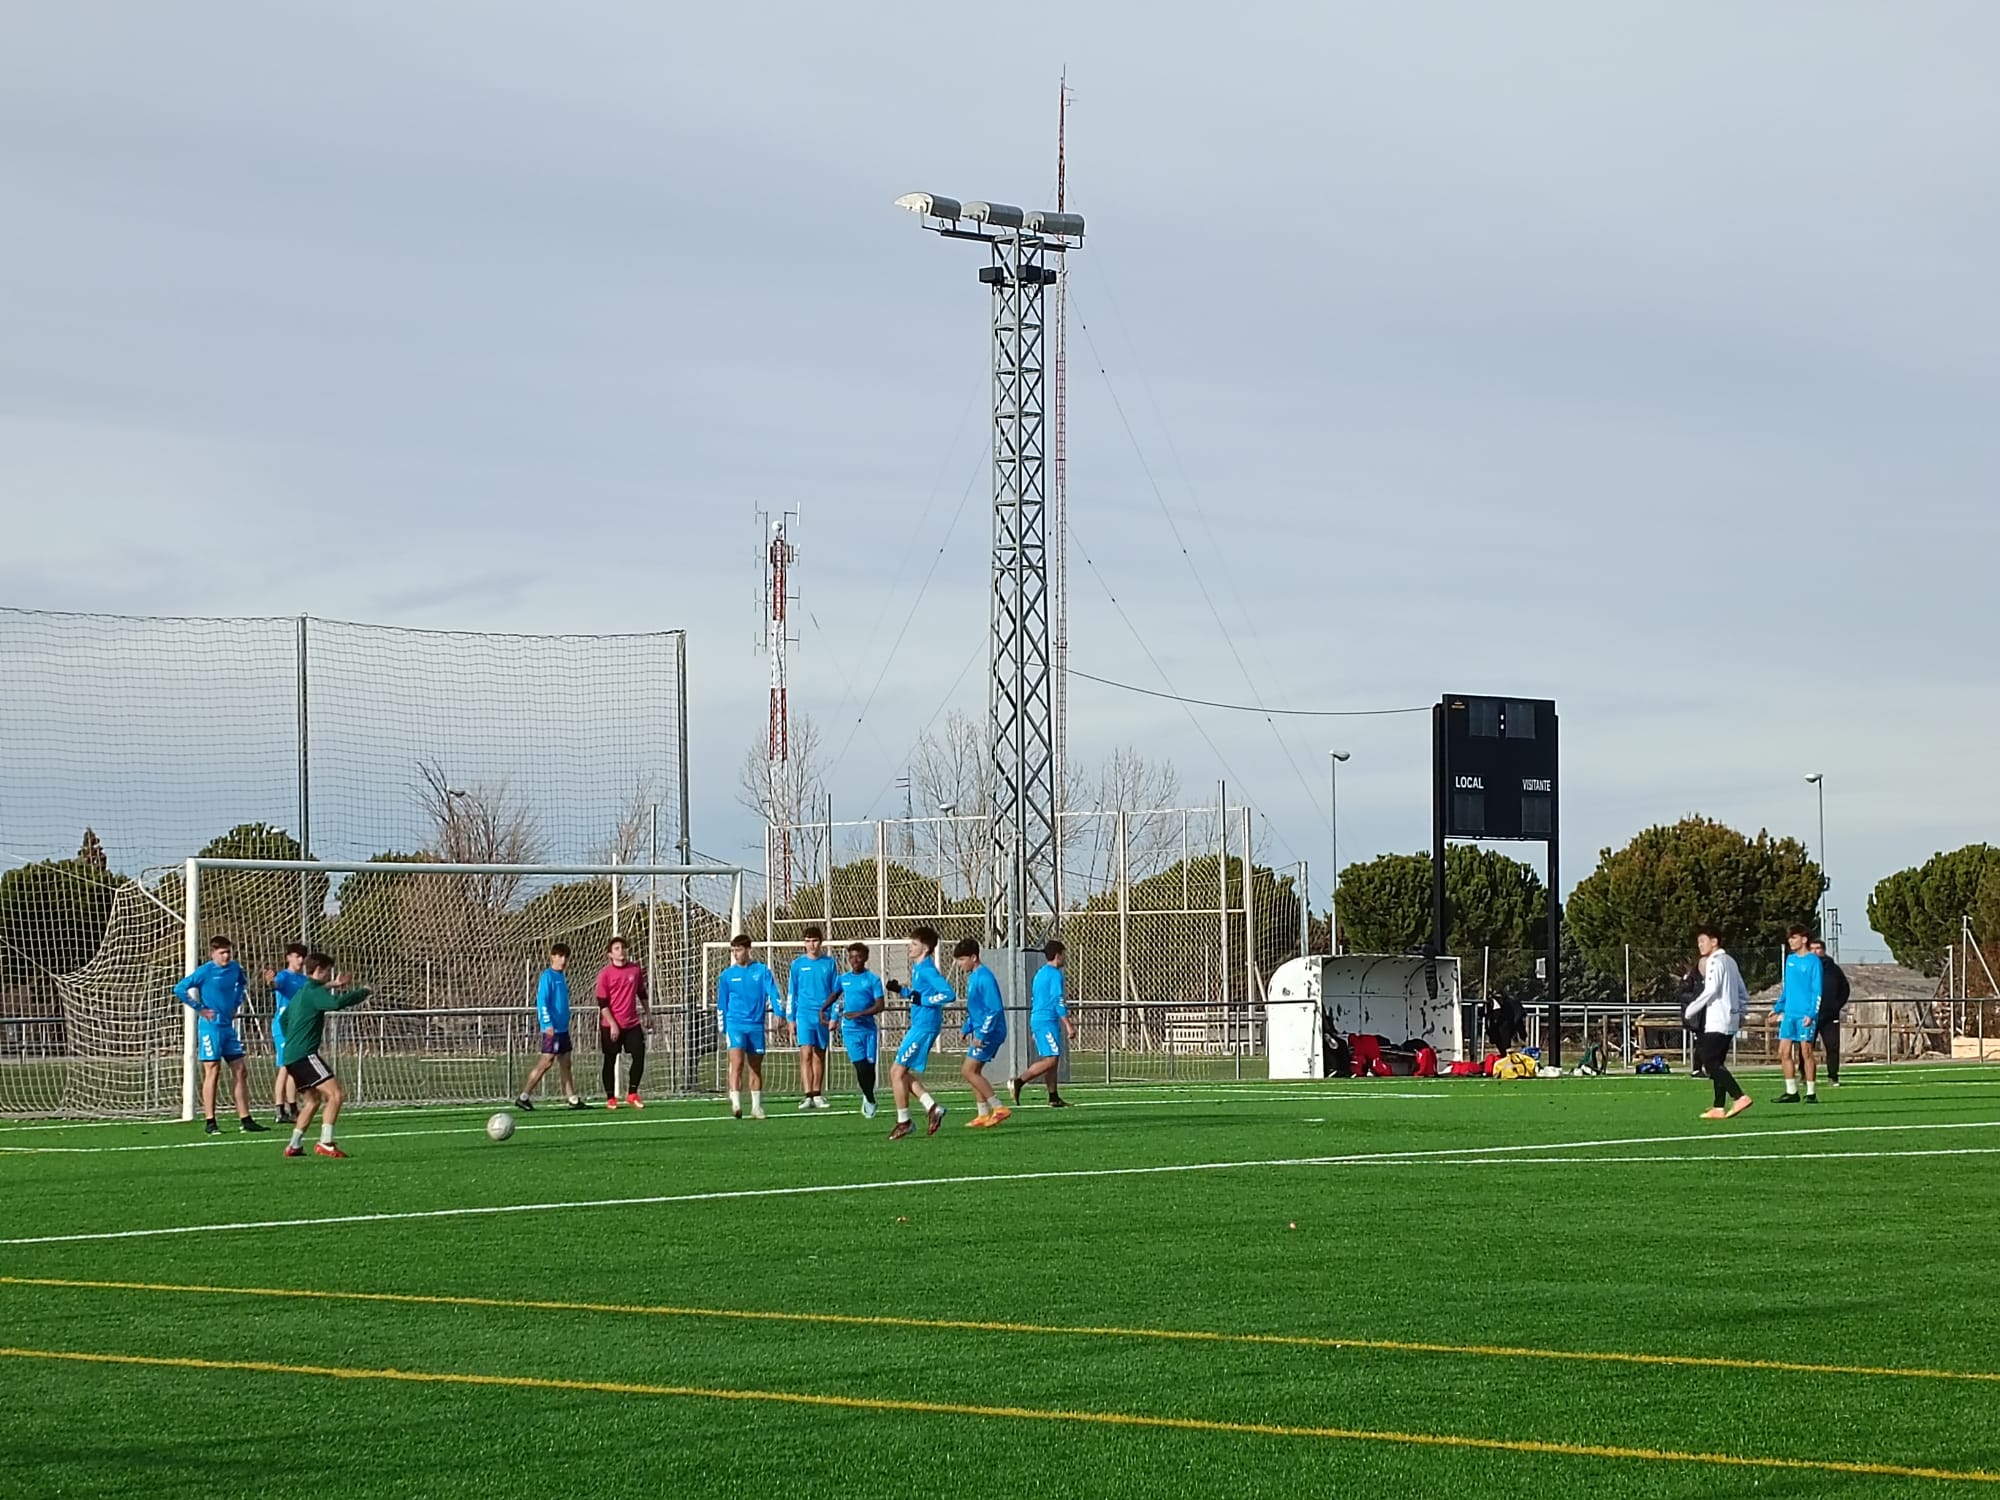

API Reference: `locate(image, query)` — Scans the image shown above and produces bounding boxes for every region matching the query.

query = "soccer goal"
[9,856,745,1119]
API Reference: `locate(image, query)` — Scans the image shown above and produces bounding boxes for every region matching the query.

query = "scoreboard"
[1437,695,1558,842]
[1431,693,1564,1063]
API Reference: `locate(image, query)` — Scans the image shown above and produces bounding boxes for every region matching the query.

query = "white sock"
[1806,1080,1816,1096]
[977,1097,993,1116]
[1785,1079,1799,1095]
[917,1091,936,1111]
[288,1128,305,1150]
[897,1107,912,1124]
[751,1091,763,1111]
[320,1119,335,1145]
[729,1090,741,1110]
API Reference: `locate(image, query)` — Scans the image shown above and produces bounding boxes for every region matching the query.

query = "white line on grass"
[6,1118,1997,1248]
[0,1091,1433,1157]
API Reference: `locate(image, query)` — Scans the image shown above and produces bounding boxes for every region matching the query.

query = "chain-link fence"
[1464,942,1972,1068]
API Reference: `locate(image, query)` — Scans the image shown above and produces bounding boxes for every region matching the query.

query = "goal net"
[0,607,713,1116]
[18,859,742,1118]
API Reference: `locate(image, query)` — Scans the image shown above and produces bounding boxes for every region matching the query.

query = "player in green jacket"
[278,954,370,1158]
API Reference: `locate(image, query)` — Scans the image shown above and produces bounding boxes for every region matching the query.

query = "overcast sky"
[3,2,1995,955]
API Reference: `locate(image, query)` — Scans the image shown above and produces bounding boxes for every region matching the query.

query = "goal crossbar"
[179,856,747,1119]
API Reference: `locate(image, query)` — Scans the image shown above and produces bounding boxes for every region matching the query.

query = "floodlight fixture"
[895,192,962,221]
[895,192,1084,243]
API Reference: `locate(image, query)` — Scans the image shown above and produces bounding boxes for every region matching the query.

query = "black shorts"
[285,1053,335,1089]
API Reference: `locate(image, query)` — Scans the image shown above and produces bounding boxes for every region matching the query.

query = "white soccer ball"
[486,1112,516,1142]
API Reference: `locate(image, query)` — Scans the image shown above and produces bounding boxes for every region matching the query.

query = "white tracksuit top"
[1685,950,1749,1036]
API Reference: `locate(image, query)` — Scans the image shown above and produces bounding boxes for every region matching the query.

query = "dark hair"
[730,933,753,948]
[549,942,571,959]
[1808,936,1827,949]
[1043,939,1066,959]
[908,924,940,951]
[284,942,309,959]
[1787,924,1811,941]
[1695,926,1721,944]
[208,935,232,951]
[846,942,870,960]
[607,935,627,952]
[305,952,335,974]
[802,924,825,942]
[953,937,981,959]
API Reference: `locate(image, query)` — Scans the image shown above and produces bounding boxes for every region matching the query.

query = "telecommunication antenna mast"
[757,509,800,901]
[894,190,1084,951]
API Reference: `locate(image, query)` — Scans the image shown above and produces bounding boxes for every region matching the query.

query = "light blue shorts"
[842,1026,878,1065]
[796,1016,831,1051]
[197,1026,244,1064]
[1033,1022,1064,1059]
[966,1024,1006,1065]
[895,1028,939,1073]
[726,1025,767,1055]
[1778,1014,1818,1046]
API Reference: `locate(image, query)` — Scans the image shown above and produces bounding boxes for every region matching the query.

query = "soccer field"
[3,1070,1998,1498]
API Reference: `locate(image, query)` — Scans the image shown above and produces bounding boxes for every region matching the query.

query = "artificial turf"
[2,1066,1998,1498]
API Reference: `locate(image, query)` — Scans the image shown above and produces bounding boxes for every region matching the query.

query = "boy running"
[789,925,838,1111]
[265,942,309,1124]
[596,936,648,1109]
[716,934,782,1119]
[825,941,886,1119]
[882,924,950,1140]
[1010,939,1076,1108]
[279,953,370,1158]
[515,943,587,1111]
[175,935,267,1134]
[1773,924,1823,1104]
[955,937,1011,1128]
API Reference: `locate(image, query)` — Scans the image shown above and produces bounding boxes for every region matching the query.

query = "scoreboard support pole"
[1430,702,1447,989]
[1546,786,1561,1068]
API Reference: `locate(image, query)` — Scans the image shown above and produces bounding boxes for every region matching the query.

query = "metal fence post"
[875,821,889,941]
[1116,810,1131,1048]
[1623,944,1633,1067]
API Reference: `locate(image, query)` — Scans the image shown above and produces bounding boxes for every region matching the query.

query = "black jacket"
[1819,957,1851,1020]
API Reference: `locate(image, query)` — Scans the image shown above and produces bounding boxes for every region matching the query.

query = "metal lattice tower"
[896,192,1084,947]
[757,509,799,901]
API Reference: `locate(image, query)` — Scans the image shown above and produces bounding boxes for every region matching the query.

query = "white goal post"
[179,857,745,1120]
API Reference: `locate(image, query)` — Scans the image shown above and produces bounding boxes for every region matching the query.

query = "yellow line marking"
[5,1274,1997,1387]
[0,1344,1992,1483]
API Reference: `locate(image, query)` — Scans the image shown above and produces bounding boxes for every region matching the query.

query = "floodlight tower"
[895,191,1084,951]
[757,509,800,901]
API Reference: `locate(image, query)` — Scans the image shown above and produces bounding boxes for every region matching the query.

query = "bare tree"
[1064,746,1185,894]
[735,712,829,885]
[909,710,996,901]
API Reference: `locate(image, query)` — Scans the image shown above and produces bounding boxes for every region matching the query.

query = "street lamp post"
[1806,773,1826,939]
[1329,751,1350,954]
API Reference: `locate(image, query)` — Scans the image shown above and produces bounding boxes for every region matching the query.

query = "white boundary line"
[0,1091,1440,1157]
[6,1117,1997,1247]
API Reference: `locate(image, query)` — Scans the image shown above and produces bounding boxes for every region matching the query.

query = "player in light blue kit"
[1772,924,1823,1105]
[175,934,267,1135]
[883,924,950,1140]
[954,937,1012,1128]
[266,942,309,1124]
[716,933,782,1120]
[789,925,839,1112]
[1011,938,1076,1108]
[824,941,886,1119]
